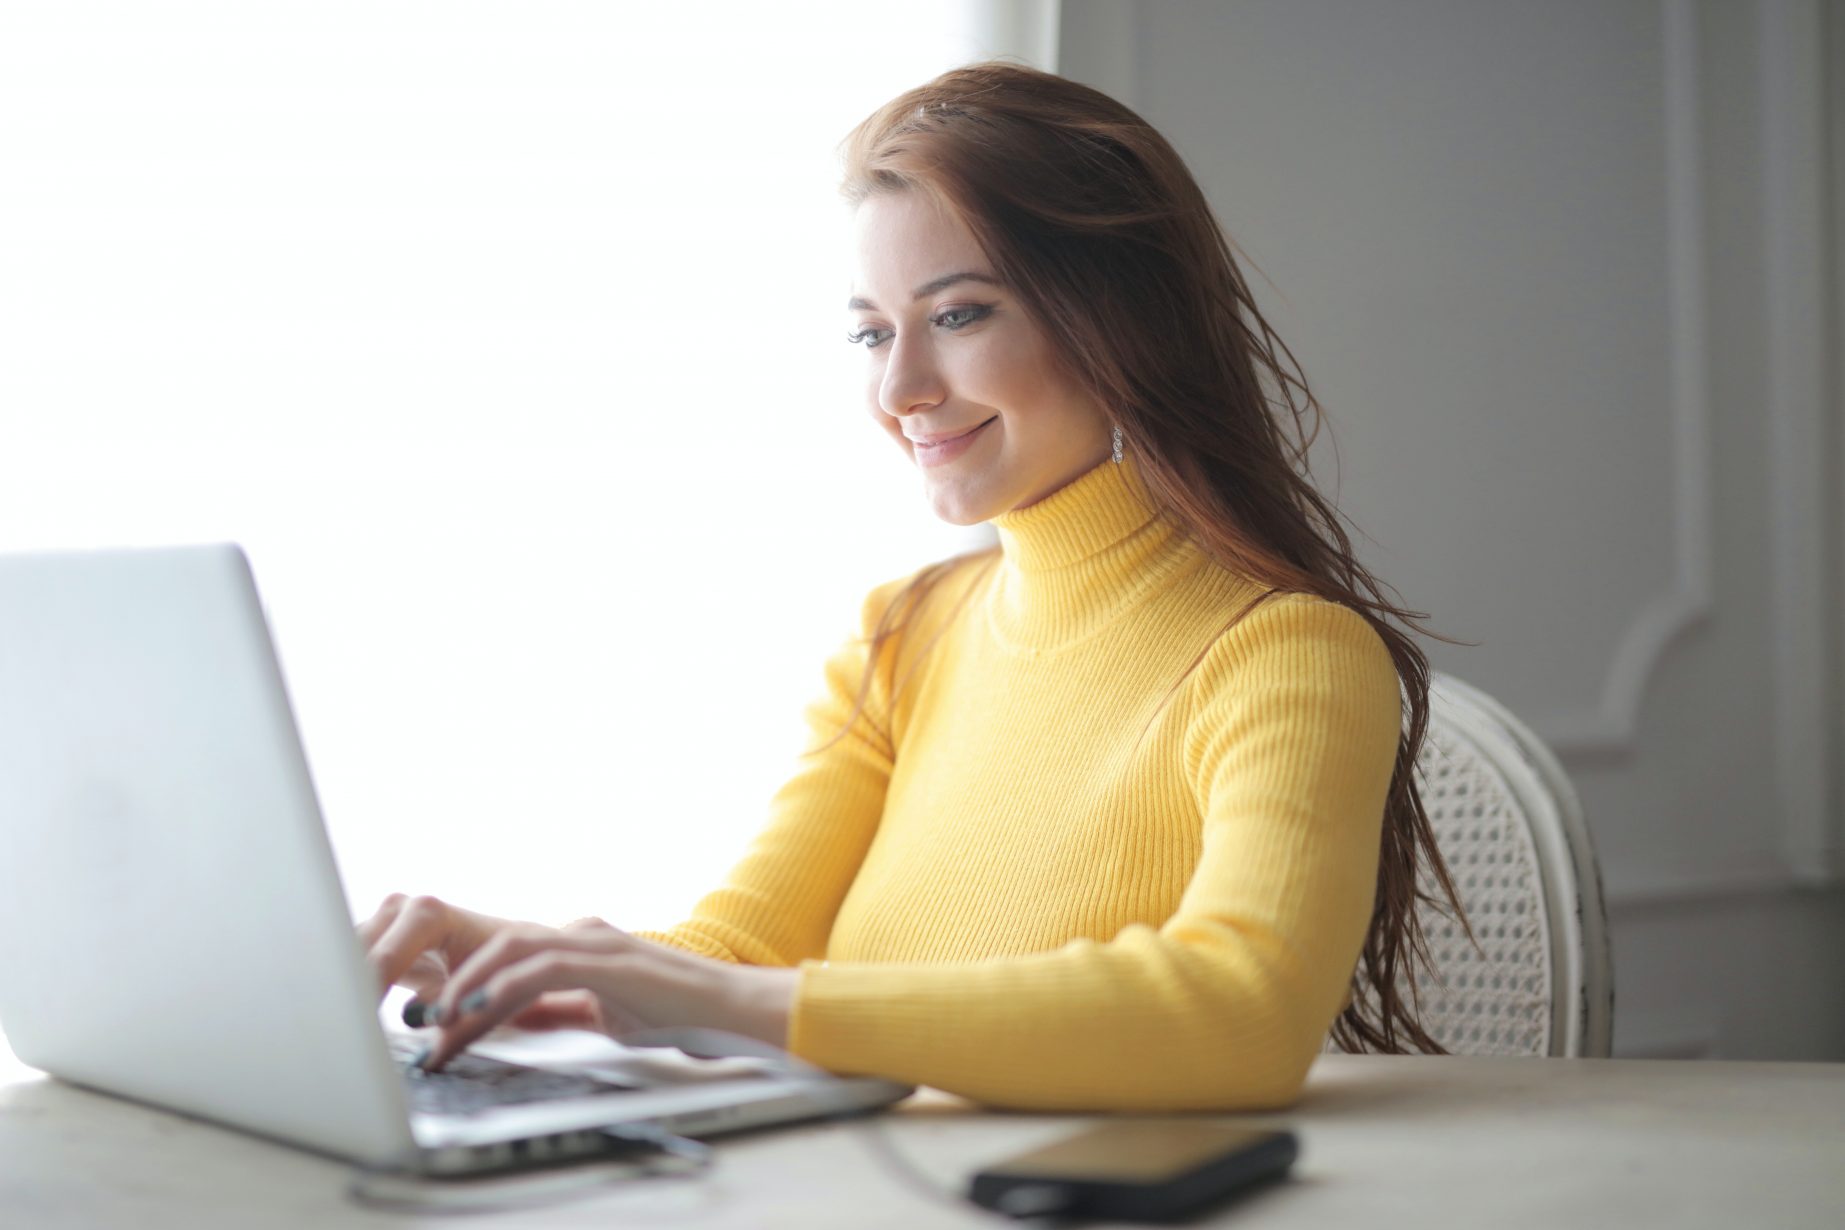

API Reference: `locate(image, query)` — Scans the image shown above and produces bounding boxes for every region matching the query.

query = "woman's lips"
[911,416,997,467]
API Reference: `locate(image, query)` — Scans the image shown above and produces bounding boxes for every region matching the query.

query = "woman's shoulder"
[1187,587,1398,698]
[854,547,1001,638]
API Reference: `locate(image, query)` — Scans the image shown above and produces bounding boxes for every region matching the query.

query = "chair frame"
[1427,671,1614,1057]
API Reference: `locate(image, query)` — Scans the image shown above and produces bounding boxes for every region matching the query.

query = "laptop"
[0,542,911,1176]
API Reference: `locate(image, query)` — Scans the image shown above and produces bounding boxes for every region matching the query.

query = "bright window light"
[0,2,1040,933]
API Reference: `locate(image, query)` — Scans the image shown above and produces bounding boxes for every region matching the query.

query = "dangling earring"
[1111,423,1124,464]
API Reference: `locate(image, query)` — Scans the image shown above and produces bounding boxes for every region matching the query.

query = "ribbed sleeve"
[631,573,911,966]
[785,594,1401,1111]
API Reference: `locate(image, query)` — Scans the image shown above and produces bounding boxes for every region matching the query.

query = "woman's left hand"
[411,916,799,1072]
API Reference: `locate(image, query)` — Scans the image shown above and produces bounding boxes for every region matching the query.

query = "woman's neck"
[985,453,1201,653]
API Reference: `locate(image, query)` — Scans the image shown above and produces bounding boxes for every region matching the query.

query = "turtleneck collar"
[984,451,1200,654]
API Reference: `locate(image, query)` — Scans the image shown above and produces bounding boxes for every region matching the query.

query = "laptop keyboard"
[388,1037,643,1116]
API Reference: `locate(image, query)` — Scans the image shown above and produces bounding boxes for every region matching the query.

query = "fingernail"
[460,989,489,1015]
[402,1000,428,1028]
[424,1002,445,1026]
[411,1044,433,1069]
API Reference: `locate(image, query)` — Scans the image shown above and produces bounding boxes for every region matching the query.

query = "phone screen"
[979,1121,1287,1184]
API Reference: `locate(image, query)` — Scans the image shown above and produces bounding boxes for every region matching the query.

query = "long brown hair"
[825,60,1477,1055]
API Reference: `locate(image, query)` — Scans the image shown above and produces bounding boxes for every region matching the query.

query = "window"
[0,2,1052,930]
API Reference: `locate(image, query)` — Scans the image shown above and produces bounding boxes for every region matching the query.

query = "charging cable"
[345,1025,1052,1222]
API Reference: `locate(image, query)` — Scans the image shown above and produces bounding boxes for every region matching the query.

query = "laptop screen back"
[0,543,415,1167]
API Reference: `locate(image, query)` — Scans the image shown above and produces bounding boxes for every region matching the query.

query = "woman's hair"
[823,60,1478,1055]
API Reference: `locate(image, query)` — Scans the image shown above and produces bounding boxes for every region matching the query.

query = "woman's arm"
[782,595,1402,1111]
[630,571,917,967]
[385,573,922,1069]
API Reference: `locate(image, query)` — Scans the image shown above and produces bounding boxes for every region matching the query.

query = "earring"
[1112,423,1123,464]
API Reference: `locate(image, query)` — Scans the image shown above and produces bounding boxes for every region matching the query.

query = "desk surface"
[2,1051,1841,1229]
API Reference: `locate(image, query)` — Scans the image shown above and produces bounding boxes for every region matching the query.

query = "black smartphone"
[967,1119,1298,1223]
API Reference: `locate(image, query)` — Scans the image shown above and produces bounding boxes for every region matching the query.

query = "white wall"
[1062,0,1845,1061]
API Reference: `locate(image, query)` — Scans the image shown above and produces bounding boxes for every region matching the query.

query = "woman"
[358,61,1471,1112]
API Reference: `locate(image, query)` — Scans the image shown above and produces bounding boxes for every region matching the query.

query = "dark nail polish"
[402,1000,427,1028]
[460,989,489,1015]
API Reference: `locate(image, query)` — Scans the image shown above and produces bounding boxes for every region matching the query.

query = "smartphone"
[967,1119,1298,1222]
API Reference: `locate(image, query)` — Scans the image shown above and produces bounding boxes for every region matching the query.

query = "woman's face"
[848,190,1113,526]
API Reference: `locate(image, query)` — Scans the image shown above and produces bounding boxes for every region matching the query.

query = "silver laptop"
[0,542,910,1176]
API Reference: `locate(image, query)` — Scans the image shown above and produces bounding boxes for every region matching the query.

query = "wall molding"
[1542,0,1714,757]
[1070,2,1737,766]
[1761,0,1840,884]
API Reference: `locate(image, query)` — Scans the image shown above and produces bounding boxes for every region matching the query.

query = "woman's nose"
[877,334,947,419]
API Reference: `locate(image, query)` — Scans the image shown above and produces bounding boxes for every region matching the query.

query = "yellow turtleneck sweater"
[634,452,1402,1112]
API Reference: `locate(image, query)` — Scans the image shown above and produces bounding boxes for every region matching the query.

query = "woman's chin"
[921,475,1001,527]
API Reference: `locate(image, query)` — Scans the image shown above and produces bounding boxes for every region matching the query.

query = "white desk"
[2,1048,1841,1228]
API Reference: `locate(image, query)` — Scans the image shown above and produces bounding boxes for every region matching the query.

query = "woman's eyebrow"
[847,271,1003,311]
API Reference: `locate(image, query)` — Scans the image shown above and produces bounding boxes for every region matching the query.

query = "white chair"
[1324,671,1615,1057]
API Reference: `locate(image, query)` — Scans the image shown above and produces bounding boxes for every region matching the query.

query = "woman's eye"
[845,305,991,351]
[933,305,991,330]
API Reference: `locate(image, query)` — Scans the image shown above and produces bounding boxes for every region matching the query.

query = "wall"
[1061,0,1845,1060]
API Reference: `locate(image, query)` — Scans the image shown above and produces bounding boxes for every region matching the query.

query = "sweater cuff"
[787,959,856,1072]
[631,927,740,964]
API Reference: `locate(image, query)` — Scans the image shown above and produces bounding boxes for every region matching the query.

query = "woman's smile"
[910,415,998,466]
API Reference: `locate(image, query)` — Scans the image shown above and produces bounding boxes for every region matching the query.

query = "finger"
[423,951,620,1070]
[355,893,408,950]
[367,894,458,996]
[433,925,619,1025]
[507,988,603,1032]
[397,953,454,1023]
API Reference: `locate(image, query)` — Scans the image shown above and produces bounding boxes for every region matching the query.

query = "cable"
[626,1027,1034,1219]
[345,1132,711,1216]
[843,1107,971,1210]
[846,1110,1081,1226]
[345,1047,724,1214]
[598,1121,714,1169]
[346,1025,1049,1222]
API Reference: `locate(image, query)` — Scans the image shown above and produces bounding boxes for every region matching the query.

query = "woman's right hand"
[355,893,608,1033]
[357,892,513,1011]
